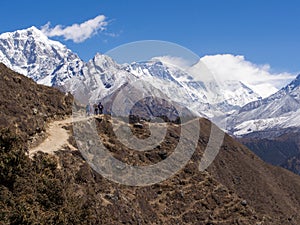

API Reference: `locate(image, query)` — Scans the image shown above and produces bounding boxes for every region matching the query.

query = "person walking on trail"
[98,102,104,114]
[94,103,98,115]
[85,104,91,116]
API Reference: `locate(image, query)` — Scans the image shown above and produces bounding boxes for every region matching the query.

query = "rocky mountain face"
[1,64,300,224]
[0,26,84,87]
[63,53,134,104]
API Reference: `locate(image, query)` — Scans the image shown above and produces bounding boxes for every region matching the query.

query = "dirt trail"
[29,116,88,157]
[28,114,167,158]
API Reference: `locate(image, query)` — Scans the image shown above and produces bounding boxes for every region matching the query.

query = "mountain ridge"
[228,73,300,138]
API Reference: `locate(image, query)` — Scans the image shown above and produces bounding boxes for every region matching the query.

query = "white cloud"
[41,15,108,43]
[152,56,191,69]
[200,54,296,98]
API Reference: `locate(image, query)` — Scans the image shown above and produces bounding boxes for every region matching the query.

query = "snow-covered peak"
[0,26,66,49]
[92,53,120,71]
[0,26,84,86]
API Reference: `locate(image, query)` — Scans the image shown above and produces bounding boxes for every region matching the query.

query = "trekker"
[98,102,104,114]
[94,104,98,115]
[86,104,91,116]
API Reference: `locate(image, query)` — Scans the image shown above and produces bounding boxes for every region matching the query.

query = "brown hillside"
[0,62,73,141]
[208,131,300,224]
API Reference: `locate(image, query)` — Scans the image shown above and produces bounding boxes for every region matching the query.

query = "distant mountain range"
[0,27,300,134]
[229,75,300,175]
[0,27,261,120]
[0,26,299,139]
[228,74,300,138]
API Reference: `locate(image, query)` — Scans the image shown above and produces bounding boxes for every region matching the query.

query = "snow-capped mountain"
[63,53,135,104]
[124,60,261,115]
[228,74,300,137]
[0,26,84,86]
[0,26,263,121]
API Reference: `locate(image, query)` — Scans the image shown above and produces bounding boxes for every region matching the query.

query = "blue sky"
[1,0,300,73]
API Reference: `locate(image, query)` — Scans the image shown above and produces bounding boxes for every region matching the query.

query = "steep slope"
[0,63,73,141]
[0,26,84,86]
[63,53,134,104]
[238,133,300,165]
[208,131,300,223]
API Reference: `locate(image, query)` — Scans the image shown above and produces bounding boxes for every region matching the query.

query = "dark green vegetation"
[239,132,300,175]
[1,63,300,224]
